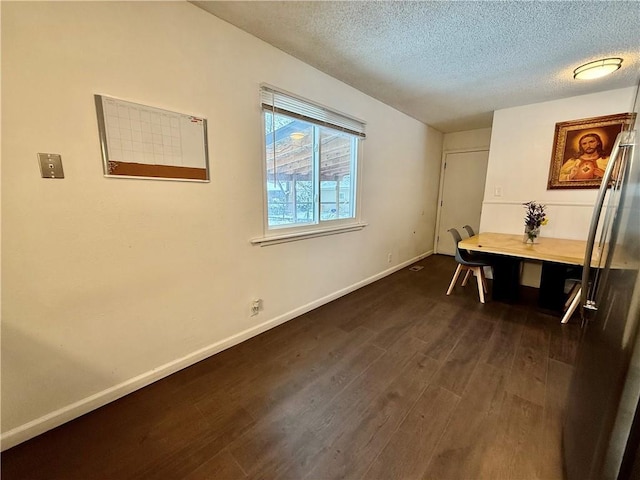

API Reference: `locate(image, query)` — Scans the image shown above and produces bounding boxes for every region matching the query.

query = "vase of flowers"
[523,201,547,244]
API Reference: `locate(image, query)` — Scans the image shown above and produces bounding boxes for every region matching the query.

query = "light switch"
[494,186,503,197]
[38,153,64,179]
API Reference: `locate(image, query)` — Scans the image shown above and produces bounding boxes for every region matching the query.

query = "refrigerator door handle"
[581,130,635,317]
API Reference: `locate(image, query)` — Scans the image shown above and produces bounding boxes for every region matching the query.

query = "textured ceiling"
[192,1,640,133]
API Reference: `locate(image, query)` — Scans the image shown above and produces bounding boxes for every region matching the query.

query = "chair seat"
[455,249,493,267]
[446,227,493,304]
[461,253,493,267]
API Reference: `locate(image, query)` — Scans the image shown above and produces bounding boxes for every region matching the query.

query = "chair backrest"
[448,227,463,244]
[448,227,484,266]
[447,228,465,263]
[463,225,475,237]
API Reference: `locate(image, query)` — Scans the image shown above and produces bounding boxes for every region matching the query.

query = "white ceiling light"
[573,58,623,80]
[290,132,305,140]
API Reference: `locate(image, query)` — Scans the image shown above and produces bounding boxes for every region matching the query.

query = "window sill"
[251,222,368,247]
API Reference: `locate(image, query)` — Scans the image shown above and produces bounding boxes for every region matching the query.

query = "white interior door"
[436,149,489,255]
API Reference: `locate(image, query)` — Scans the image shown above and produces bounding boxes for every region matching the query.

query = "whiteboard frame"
[95,94,210,182]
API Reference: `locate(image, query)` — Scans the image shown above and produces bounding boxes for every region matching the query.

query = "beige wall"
[1,1,443,447]
[481,87,636,285]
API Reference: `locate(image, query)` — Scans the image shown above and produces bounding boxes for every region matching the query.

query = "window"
[260,86,366,241]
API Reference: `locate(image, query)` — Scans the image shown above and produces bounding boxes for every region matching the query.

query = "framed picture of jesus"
[547,112,635,190]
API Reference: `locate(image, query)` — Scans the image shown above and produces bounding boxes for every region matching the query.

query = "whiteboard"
[95,95,210,182]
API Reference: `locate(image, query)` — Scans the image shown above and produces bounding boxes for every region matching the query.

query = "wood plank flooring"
[1,254,581,479]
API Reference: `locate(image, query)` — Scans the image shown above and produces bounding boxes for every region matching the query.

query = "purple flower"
[523,201,547,228]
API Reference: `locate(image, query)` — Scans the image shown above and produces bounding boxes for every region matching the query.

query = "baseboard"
[1,250,432,451]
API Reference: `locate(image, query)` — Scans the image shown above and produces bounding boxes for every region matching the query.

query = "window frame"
[253,86,367,246]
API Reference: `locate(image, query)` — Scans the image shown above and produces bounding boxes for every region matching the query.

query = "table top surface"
[458,232,589,265]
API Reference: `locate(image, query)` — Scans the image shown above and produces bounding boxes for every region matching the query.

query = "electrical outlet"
[387,253,392,263]
[38,153,64,179]
[250,299,262,316]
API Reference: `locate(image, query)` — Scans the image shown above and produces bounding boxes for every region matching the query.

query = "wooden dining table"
[458,232,589,265]
[458,232,590,310]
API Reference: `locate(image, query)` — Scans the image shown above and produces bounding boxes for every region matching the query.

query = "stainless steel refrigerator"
[563,83,640,480]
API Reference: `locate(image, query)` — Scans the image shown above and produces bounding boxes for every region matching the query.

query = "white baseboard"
[1,251,433,451]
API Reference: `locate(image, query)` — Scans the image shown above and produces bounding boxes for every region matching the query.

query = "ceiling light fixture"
[290,132,305,140]
[573,58,623,80]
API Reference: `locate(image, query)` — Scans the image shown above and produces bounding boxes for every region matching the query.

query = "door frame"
[433,147,489,254]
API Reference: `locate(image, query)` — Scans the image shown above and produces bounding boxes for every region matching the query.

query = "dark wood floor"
[2,254,581,480]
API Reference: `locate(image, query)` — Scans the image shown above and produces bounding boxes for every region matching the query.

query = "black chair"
[446,227,492,303]
[462,225,475,237]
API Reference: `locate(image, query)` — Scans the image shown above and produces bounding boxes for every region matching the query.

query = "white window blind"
[260,86,366,138]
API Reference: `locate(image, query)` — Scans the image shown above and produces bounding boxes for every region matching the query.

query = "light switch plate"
[38,153,64,179]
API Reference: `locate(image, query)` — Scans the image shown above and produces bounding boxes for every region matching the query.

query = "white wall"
[0,1,443,448]
[481,87,636,285]
[482,87,636,238]
[443,127,492,151]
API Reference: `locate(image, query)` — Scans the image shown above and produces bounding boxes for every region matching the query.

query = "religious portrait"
[547,113,635,189]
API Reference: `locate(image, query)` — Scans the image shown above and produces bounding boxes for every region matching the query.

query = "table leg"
[539,262,569,311]
[491,256,521,303]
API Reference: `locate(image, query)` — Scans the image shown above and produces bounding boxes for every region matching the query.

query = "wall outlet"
[38,153,65,179]
[387,253,392,263]
[250,299,262,316]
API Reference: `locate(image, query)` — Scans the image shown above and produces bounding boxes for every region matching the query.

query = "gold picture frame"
[547,112,635,190]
